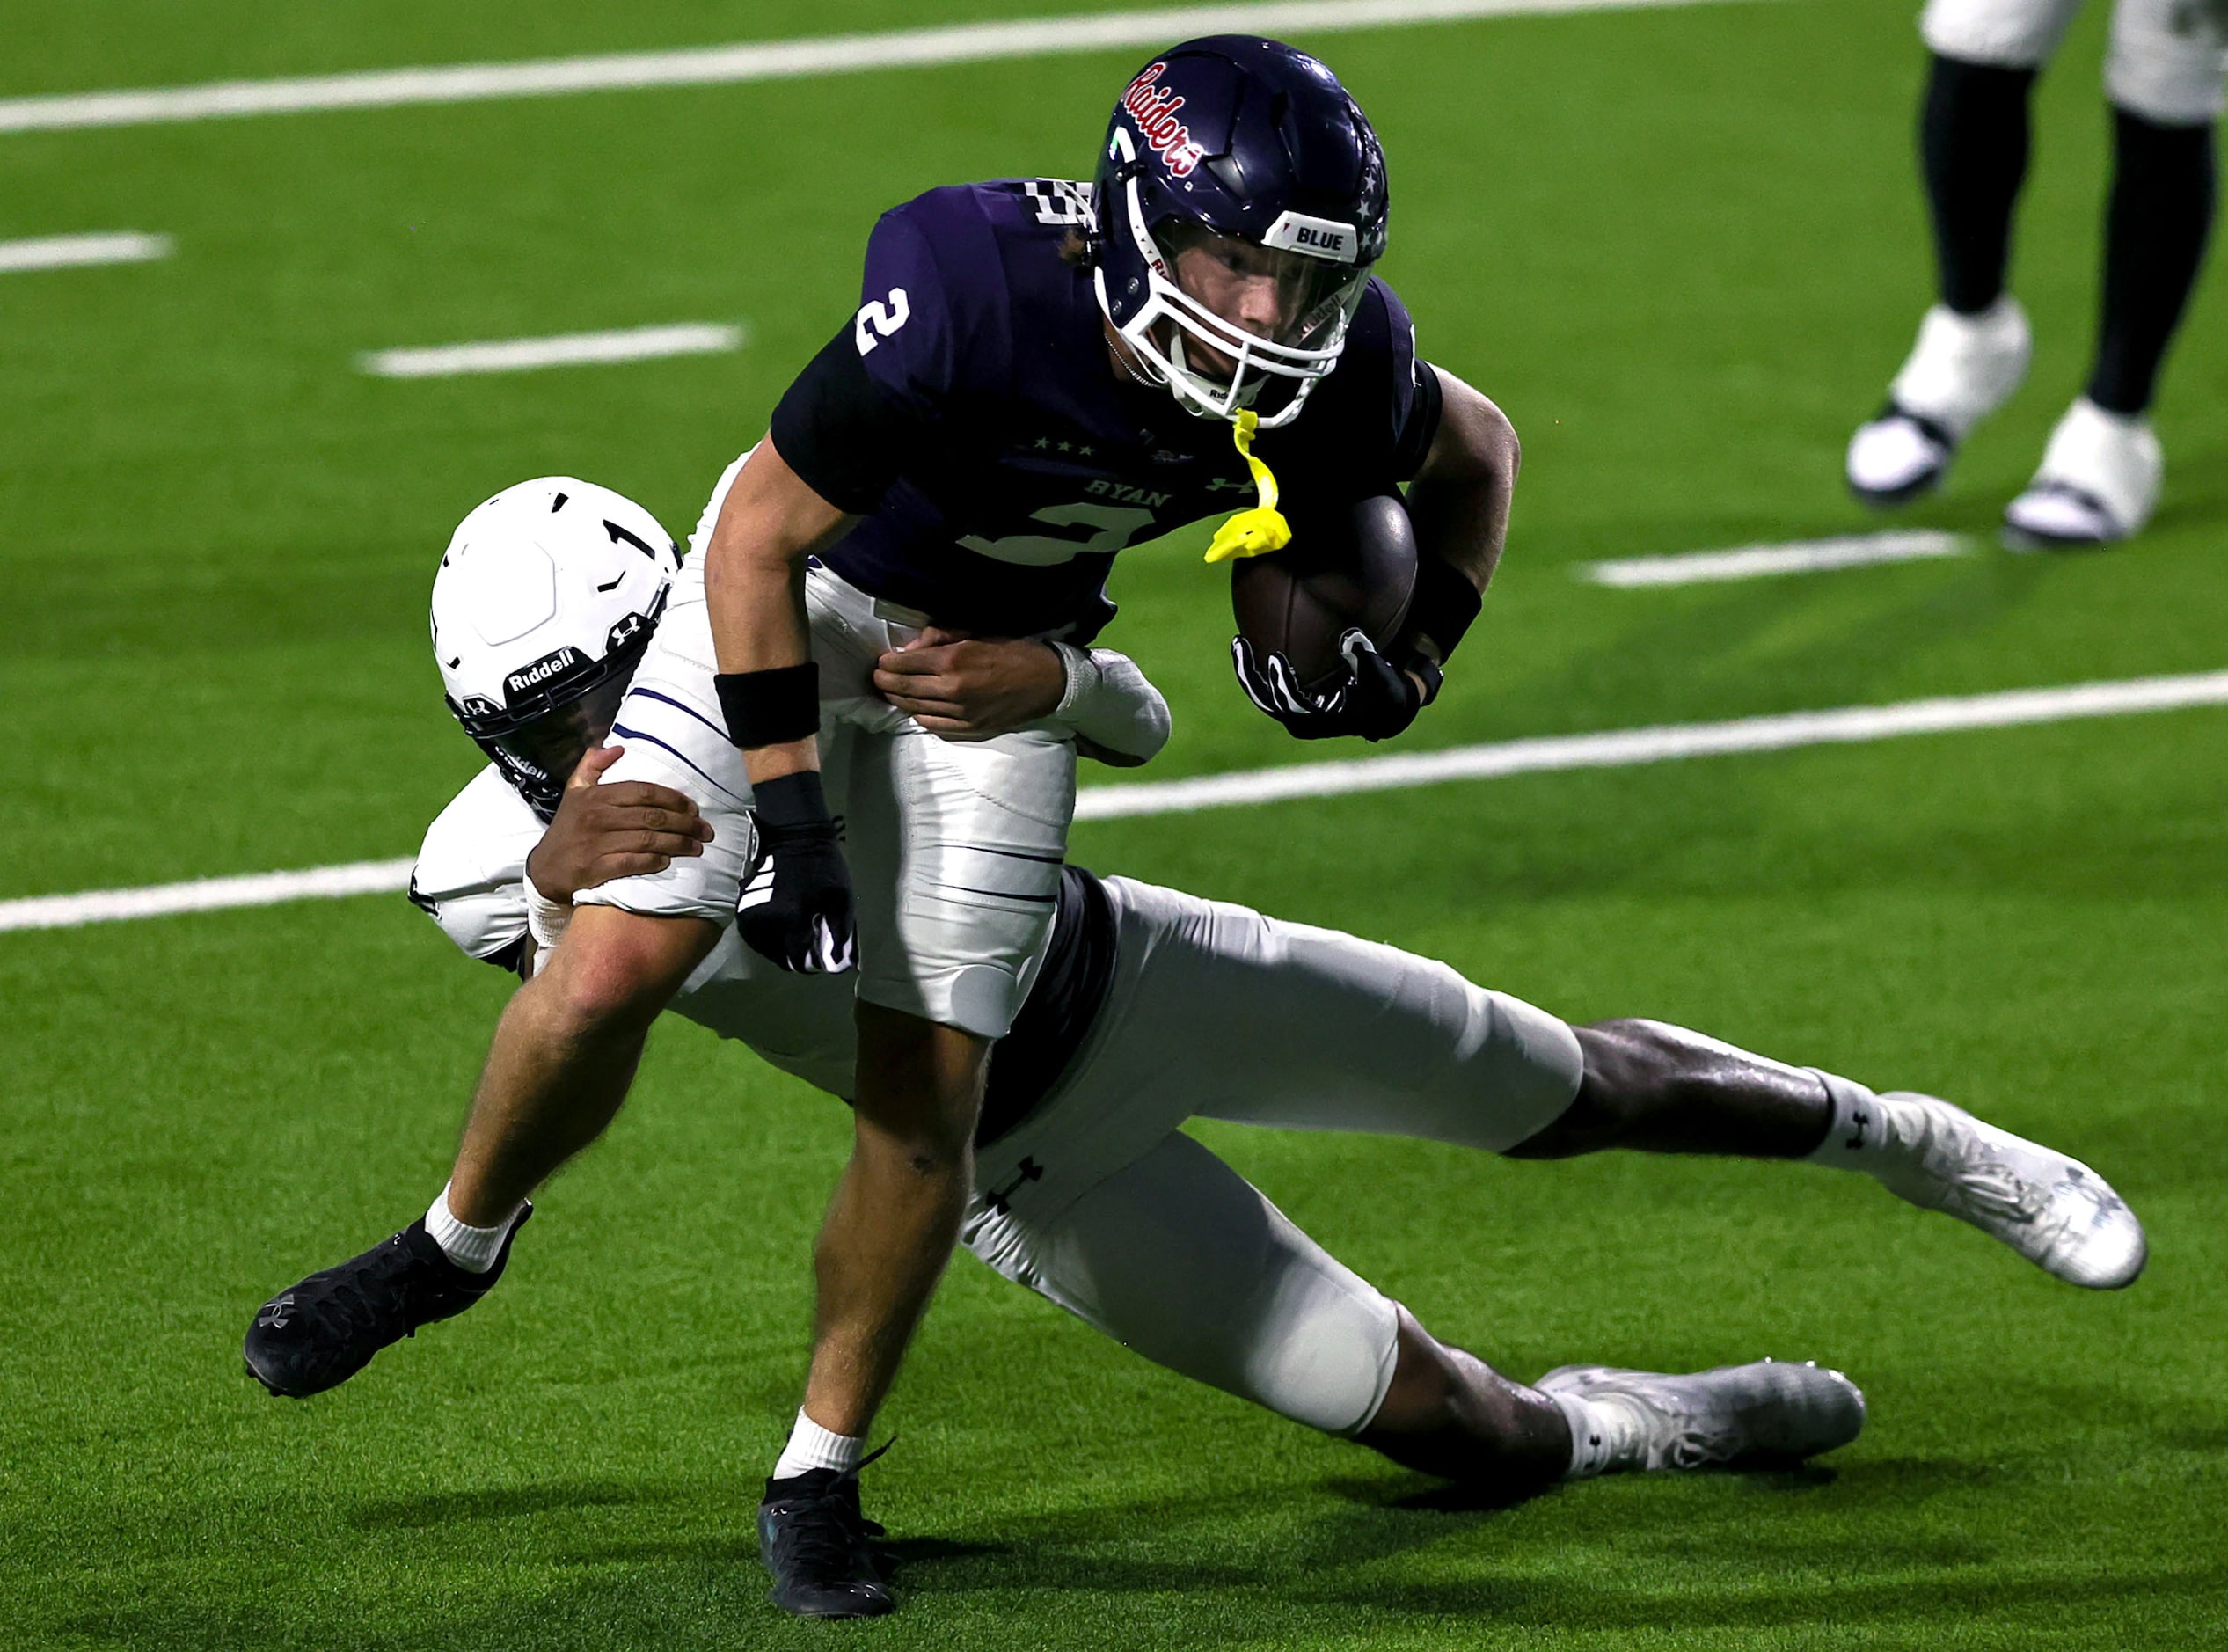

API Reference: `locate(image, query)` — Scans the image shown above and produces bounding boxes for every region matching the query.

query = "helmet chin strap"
[1202,411,1292,563]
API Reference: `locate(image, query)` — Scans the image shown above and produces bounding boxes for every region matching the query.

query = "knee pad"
[2107,0,2227,123]
[1922,0,2087,68]
[1239,1264,1404,1436]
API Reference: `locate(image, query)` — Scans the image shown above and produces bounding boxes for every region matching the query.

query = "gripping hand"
[739,771,857,974]
[1231,629,1439,742]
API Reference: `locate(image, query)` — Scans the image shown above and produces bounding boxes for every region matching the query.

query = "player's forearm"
[705,437,856,782]
[706,551,818,781]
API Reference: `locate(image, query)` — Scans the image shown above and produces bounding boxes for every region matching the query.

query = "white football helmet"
[430,476,679,820]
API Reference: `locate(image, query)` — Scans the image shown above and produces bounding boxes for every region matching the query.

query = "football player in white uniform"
[1846,0,2221,545]
[249,479,2148,1619]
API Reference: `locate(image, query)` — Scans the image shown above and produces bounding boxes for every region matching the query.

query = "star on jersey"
[1029,436,1097,457]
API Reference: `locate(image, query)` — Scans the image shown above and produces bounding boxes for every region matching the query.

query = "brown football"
[1231,493,1419,694]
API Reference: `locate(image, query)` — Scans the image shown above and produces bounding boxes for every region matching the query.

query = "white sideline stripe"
[0,230,172,272]
[1070,668,2228,818]
[361,322,742,378]
[0,0,1737,135]
[1582,530,1973,588]
[7,669,2227,933]
[0,859,418,933]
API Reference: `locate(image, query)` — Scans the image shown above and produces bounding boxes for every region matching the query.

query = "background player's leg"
[1925,55,2042,314]
[2001,104,2214,542]
[2003,0,2221,543]
[2087,107,2217,414]
[1846,0,2084,503]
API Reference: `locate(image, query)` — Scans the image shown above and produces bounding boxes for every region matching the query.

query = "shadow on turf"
[48,1451,2225,1650]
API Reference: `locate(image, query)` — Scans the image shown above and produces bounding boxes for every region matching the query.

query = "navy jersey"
[772,179,1442,644]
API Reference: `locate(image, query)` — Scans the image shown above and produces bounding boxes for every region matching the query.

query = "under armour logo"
[1204,476,1254,494]
[1845,1112,1869,1151]
[983,1157,1045,1216]
[256,1293,296,1330]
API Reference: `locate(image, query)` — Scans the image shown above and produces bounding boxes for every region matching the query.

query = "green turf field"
[4,1,2224,1645]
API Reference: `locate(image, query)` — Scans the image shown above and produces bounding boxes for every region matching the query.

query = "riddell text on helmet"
[1122,64,1205,178]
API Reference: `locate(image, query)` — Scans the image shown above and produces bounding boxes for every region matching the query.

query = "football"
[1230,492,1420,693]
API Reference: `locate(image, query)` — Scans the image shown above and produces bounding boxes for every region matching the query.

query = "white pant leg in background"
[2107,0,2226,122]
[1923,0,2086,68]
[965,1131,1402,1436]
[960,875,1586,1436]
[1922,0,2225,122]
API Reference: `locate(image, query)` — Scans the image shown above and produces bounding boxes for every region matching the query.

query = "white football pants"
[962,876,1586,1436]
[1924,0,2228,123]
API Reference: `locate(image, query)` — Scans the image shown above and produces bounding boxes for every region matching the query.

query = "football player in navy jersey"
[248,478,2144,1624]
[237,37,1519,1619]
[685,40,1520,1601]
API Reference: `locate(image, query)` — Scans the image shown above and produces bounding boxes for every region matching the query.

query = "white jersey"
[411,765,859,1098]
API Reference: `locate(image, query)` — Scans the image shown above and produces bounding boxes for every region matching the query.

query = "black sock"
[2087,106,2217,415]
[1922,54,2039,315]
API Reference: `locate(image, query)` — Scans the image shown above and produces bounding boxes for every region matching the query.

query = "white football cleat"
[2002,398,2162,549]
[1537,1359,1866,1473]
[1867,1092,2147,1288]
[1846,297,2032,507]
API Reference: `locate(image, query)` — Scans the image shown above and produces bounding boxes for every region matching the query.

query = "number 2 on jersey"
[854,289,910,355]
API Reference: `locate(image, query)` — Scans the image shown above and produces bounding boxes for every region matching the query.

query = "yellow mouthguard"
[1202,410,1292,564]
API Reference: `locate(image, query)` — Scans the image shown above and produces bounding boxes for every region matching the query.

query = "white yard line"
[1581,530,1974,588]
[361,322,743,378]
[6,669,2224,933]
[0,0,1749,135]
[0,859,418,933]
[0,230,171,272]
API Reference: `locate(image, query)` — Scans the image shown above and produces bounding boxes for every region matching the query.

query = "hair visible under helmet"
[429,477,679,821]
[1092,35,1390,430]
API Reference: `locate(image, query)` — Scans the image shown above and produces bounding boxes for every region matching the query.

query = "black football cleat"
[243,1205,530,1398]
[758,1465,895,1619]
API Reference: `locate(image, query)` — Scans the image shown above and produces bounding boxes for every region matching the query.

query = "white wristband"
[524,879,573,955]
[1048,640,1094,721]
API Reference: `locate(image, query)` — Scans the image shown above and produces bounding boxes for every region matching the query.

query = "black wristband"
[751,768,835,832]
[716,663,820,749]
[1400,553,1483,666]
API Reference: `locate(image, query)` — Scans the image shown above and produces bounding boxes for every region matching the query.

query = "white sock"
[425,1183,522,1274]
[1548,1388,1640,1480]
[1801,1071,1898,1171]
[772,1408,867,1481]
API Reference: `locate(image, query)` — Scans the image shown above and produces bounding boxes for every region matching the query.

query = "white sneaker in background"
[1847,297,2033,507]
[2001,398,2162,549]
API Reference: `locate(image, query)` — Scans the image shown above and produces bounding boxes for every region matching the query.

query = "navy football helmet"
[1092,35,1389,428]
